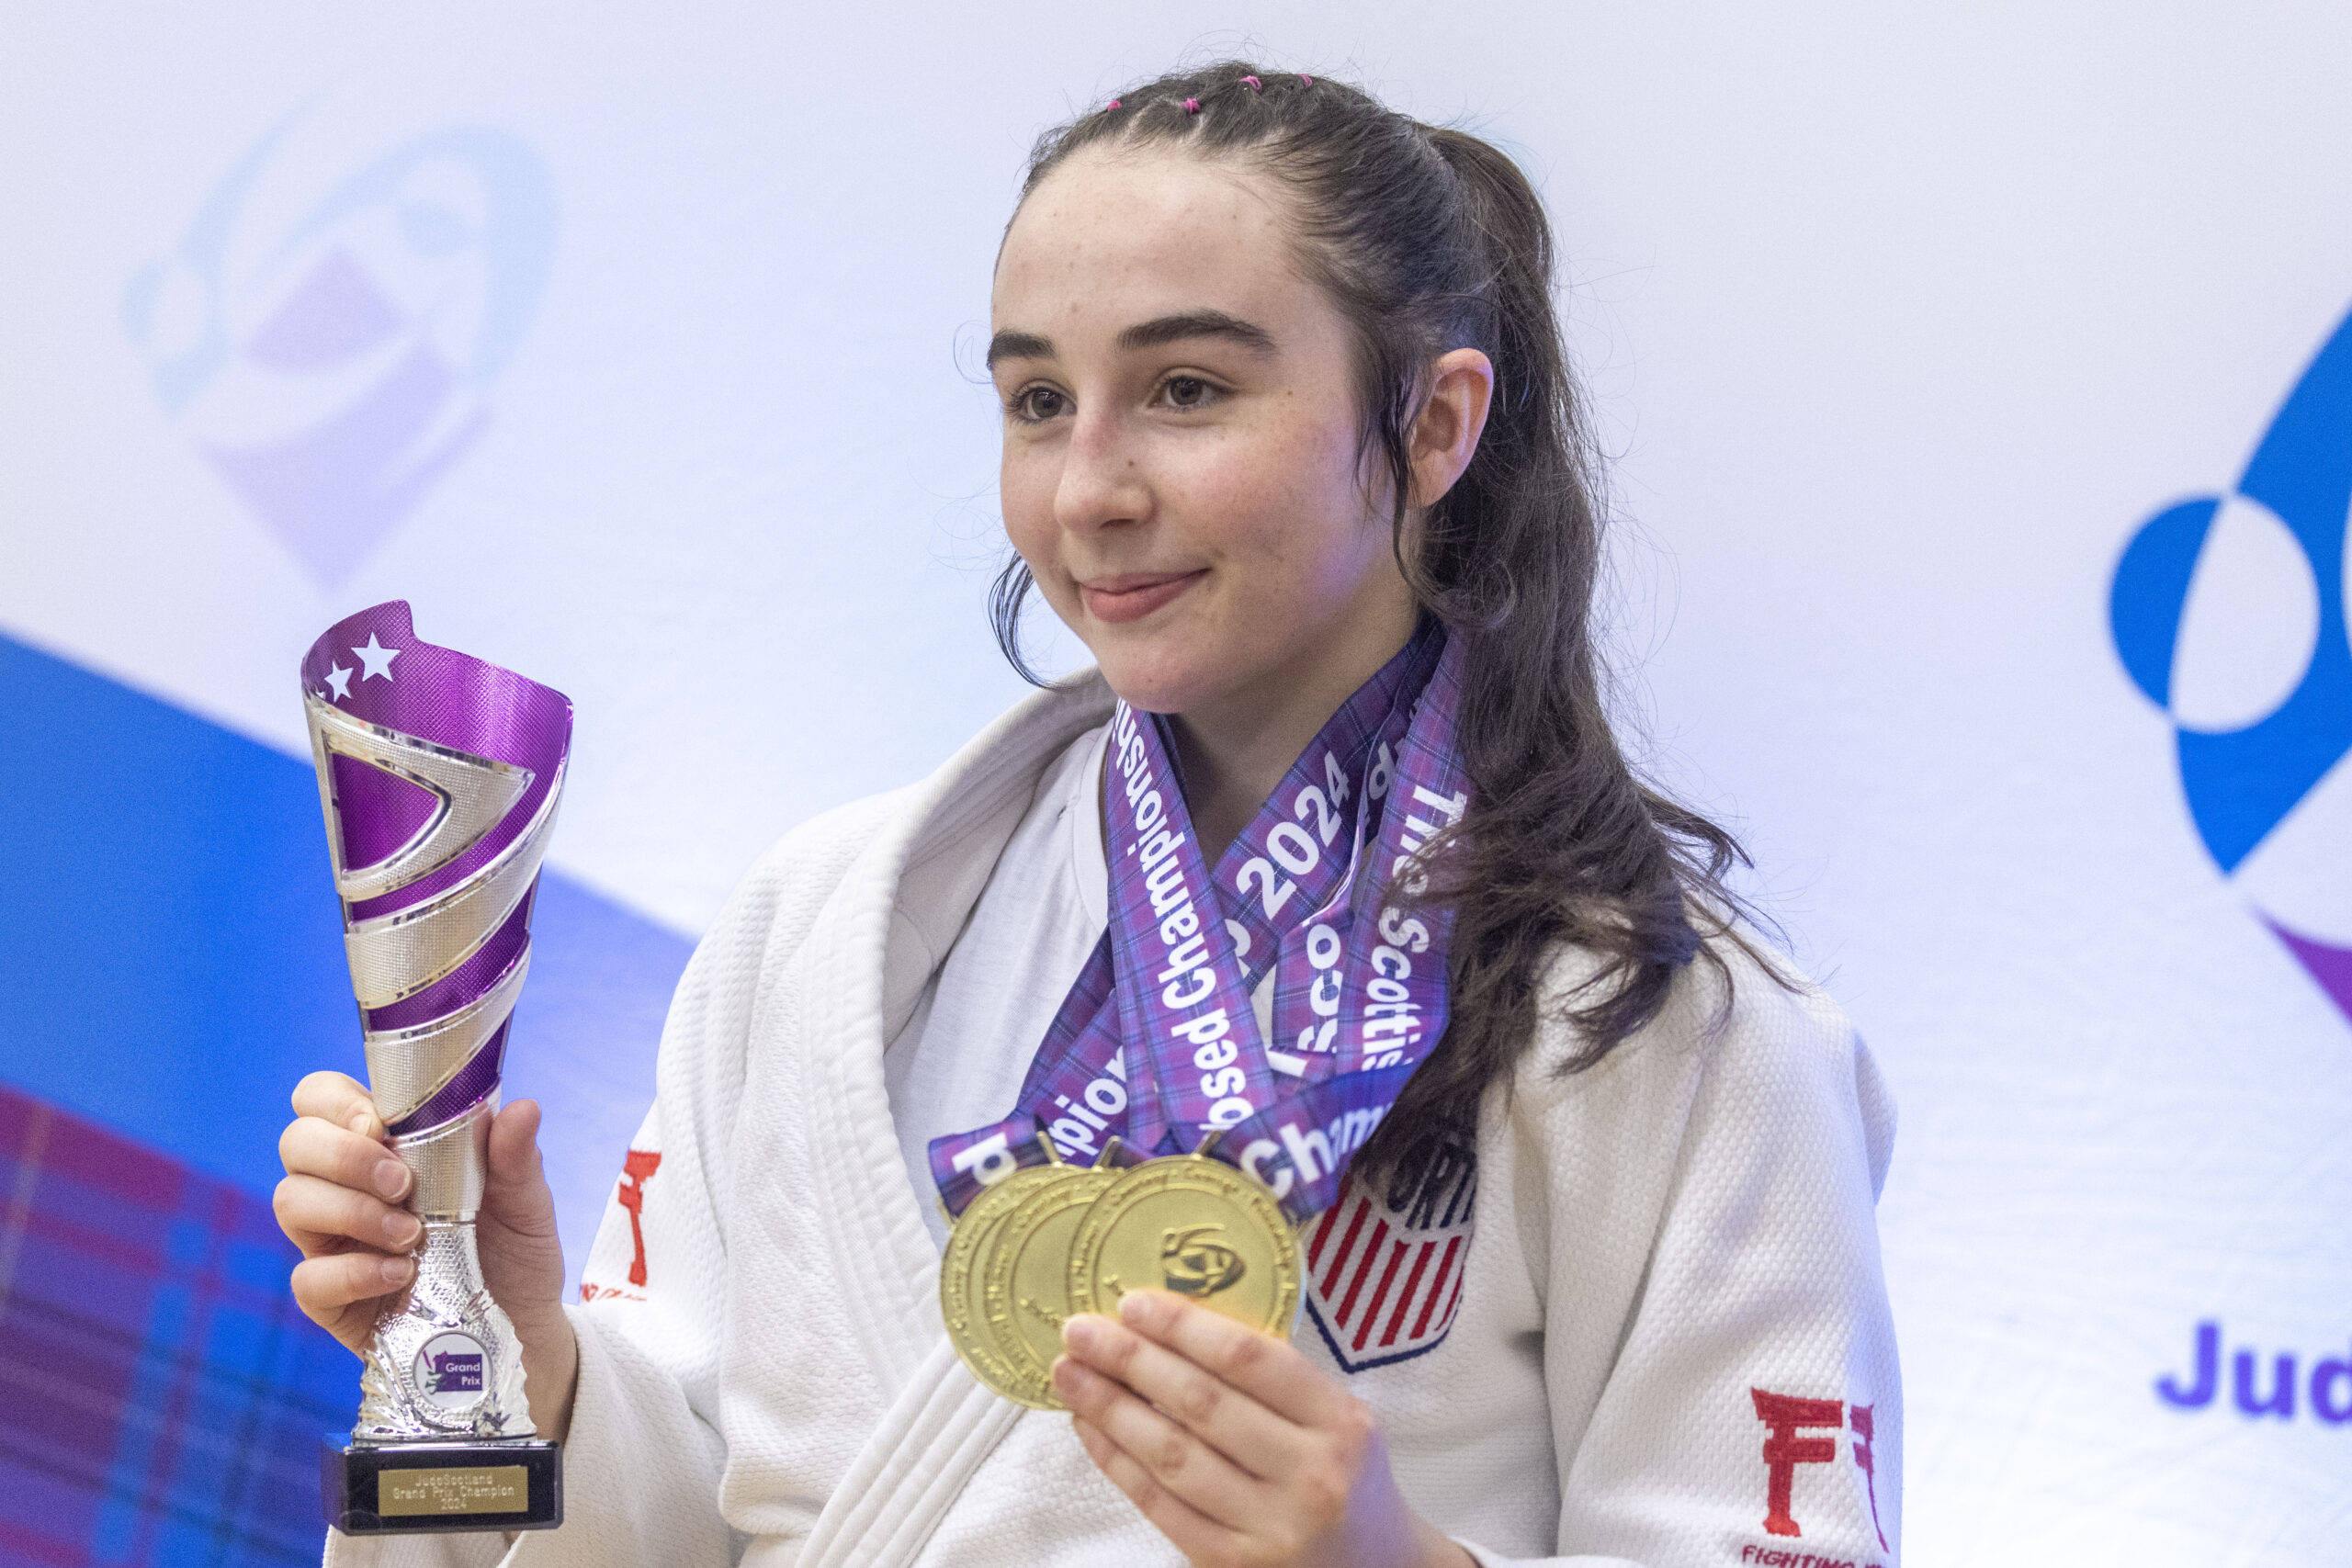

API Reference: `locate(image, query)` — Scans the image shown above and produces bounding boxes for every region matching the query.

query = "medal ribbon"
[931,623,1467,1223]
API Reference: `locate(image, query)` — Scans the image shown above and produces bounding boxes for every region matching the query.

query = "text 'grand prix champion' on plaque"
[301,602,568,1535]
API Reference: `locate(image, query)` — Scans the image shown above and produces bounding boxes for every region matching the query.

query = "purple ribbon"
[931,623,1467,1222]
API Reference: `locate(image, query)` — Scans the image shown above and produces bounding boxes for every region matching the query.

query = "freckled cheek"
[1176,425,1339,560]
[1000,453,1062,573]
[1189,428,1364,603]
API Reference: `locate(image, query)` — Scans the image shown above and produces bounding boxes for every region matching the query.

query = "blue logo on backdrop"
[124,118,556,587]
[2110,304,2352,1026]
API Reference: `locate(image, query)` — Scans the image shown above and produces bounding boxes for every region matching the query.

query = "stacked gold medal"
[940,1140,1302,1409]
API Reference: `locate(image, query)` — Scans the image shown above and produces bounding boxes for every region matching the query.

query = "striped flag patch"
[1302,1139,1476,1372]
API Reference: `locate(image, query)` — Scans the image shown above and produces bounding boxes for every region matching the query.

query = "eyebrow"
[984,330,1053,368]
[1119,310,1276,355]
[984,310,1278,369]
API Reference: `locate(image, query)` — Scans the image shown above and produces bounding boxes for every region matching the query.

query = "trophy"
[301,601,568,1534]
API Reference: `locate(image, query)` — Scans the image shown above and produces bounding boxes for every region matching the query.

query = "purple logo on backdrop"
[2110,303,2352,1026]
[124,119,556,586]
[2155,1321,2351,1423]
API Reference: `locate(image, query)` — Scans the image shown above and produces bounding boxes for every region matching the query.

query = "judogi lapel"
[786,679,1112,1567]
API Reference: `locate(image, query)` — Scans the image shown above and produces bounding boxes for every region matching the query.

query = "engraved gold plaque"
[377,1464,531,1517]
[940,1165,1068,1403]
[1067,1156,1299,1337]
[983,1167,1120,1407]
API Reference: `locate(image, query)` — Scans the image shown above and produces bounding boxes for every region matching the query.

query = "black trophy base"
[322,1434,562,1535]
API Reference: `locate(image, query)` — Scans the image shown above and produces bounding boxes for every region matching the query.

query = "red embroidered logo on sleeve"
[1750,1387,1846,1538]
[1849,1402,1889,1551]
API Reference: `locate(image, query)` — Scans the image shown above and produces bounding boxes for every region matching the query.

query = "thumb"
[486,1099,560,1237]
[477,1100,569,1338]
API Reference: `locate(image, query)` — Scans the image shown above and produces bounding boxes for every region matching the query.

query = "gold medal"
[980,1166,1121,1408]
[1066,1155,1300,1338]
[939,1163,1068,1404]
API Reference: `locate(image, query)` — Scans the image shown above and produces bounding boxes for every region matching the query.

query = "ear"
[1405,348,1496,510]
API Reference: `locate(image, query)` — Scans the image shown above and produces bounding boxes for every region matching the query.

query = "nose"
[1053,405,1149,536]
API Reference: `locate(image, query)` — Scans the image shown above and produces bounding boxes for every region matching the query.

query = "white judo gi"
[326,672,1903,1568]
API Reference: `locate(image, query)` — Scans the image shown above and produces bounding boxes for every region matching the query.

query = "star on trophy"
[301,601,568,1535]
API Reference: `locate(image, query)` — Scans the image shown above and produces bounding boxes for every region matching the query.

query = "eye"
[1161,375,1216,411]
[1009,386,1069,423]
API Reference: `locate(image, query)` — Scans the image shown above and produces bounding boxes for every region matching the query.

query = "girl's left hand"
[1055,1290,1476,1568]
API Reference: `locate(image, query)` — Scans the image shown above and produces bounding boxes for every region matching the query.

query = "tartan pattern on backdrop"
[0,1084,348,1567]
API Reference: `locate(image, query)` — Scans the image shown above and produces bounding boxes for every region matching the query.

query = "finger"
[1119,1288,1353,1428]
[485,1101,557,1234]
[274,1172,424,1258]
[279,1115,413,1204]
[1060,1303,1308,1483]
[1069,1413,1254,1566]
[1054,1337,1269,1526]
[291,1071,383,1140]
[292,1248,415,1318]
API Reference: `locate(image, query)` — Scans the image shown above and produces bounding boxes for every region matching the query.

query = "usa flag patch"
[1303,1139,1476,1371]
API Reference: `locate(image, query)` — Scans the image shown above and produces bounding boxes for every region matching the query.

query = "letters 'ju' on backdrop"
[0,5,2345,1564]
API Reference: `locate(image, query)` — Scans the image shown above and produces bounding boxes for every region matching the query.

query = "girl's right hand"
[274,1070,580,1440]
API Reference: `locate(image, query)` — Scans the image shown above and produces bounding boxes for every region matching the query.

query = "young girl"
[277,62,1901,1568]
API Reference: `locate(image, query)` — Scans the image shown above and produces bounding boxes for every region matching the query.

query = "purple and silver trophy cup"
[300,602,567,1534]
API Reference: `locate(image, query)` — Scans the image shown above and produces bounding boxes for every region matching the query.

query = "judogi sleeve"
[322,826,845,1568]
[1458,960,1903,1568]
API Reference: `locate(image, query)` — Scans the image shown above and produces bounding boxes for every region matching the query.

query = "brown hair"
[992,62,1767,1168]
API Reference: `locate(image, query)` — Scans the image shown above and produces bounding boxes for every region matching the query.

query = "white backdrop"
[4,4,2347,1562]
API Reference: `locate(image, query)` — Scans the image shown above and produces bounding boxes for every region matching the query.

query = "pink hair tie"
[1106,98,1122,110]
[1182,97,1200,115]
[1241,75,1262,91]
[1299,73,1313,85]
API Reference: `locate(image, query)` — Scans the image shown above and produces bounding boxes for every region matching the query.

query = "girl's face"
[990,148,1418,722]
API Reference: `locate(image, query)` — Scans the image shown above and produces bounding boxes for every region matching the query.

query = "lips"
[1079,570,1205,625]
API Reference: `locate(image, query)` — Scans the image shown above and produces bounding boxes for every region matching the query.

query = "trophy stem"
[393,1089,492,1223]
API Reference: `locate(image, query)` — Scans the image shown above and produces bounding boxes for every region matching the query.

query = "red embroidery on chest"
[1302,1140,1475,1371]
[617,1149,662,1286]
